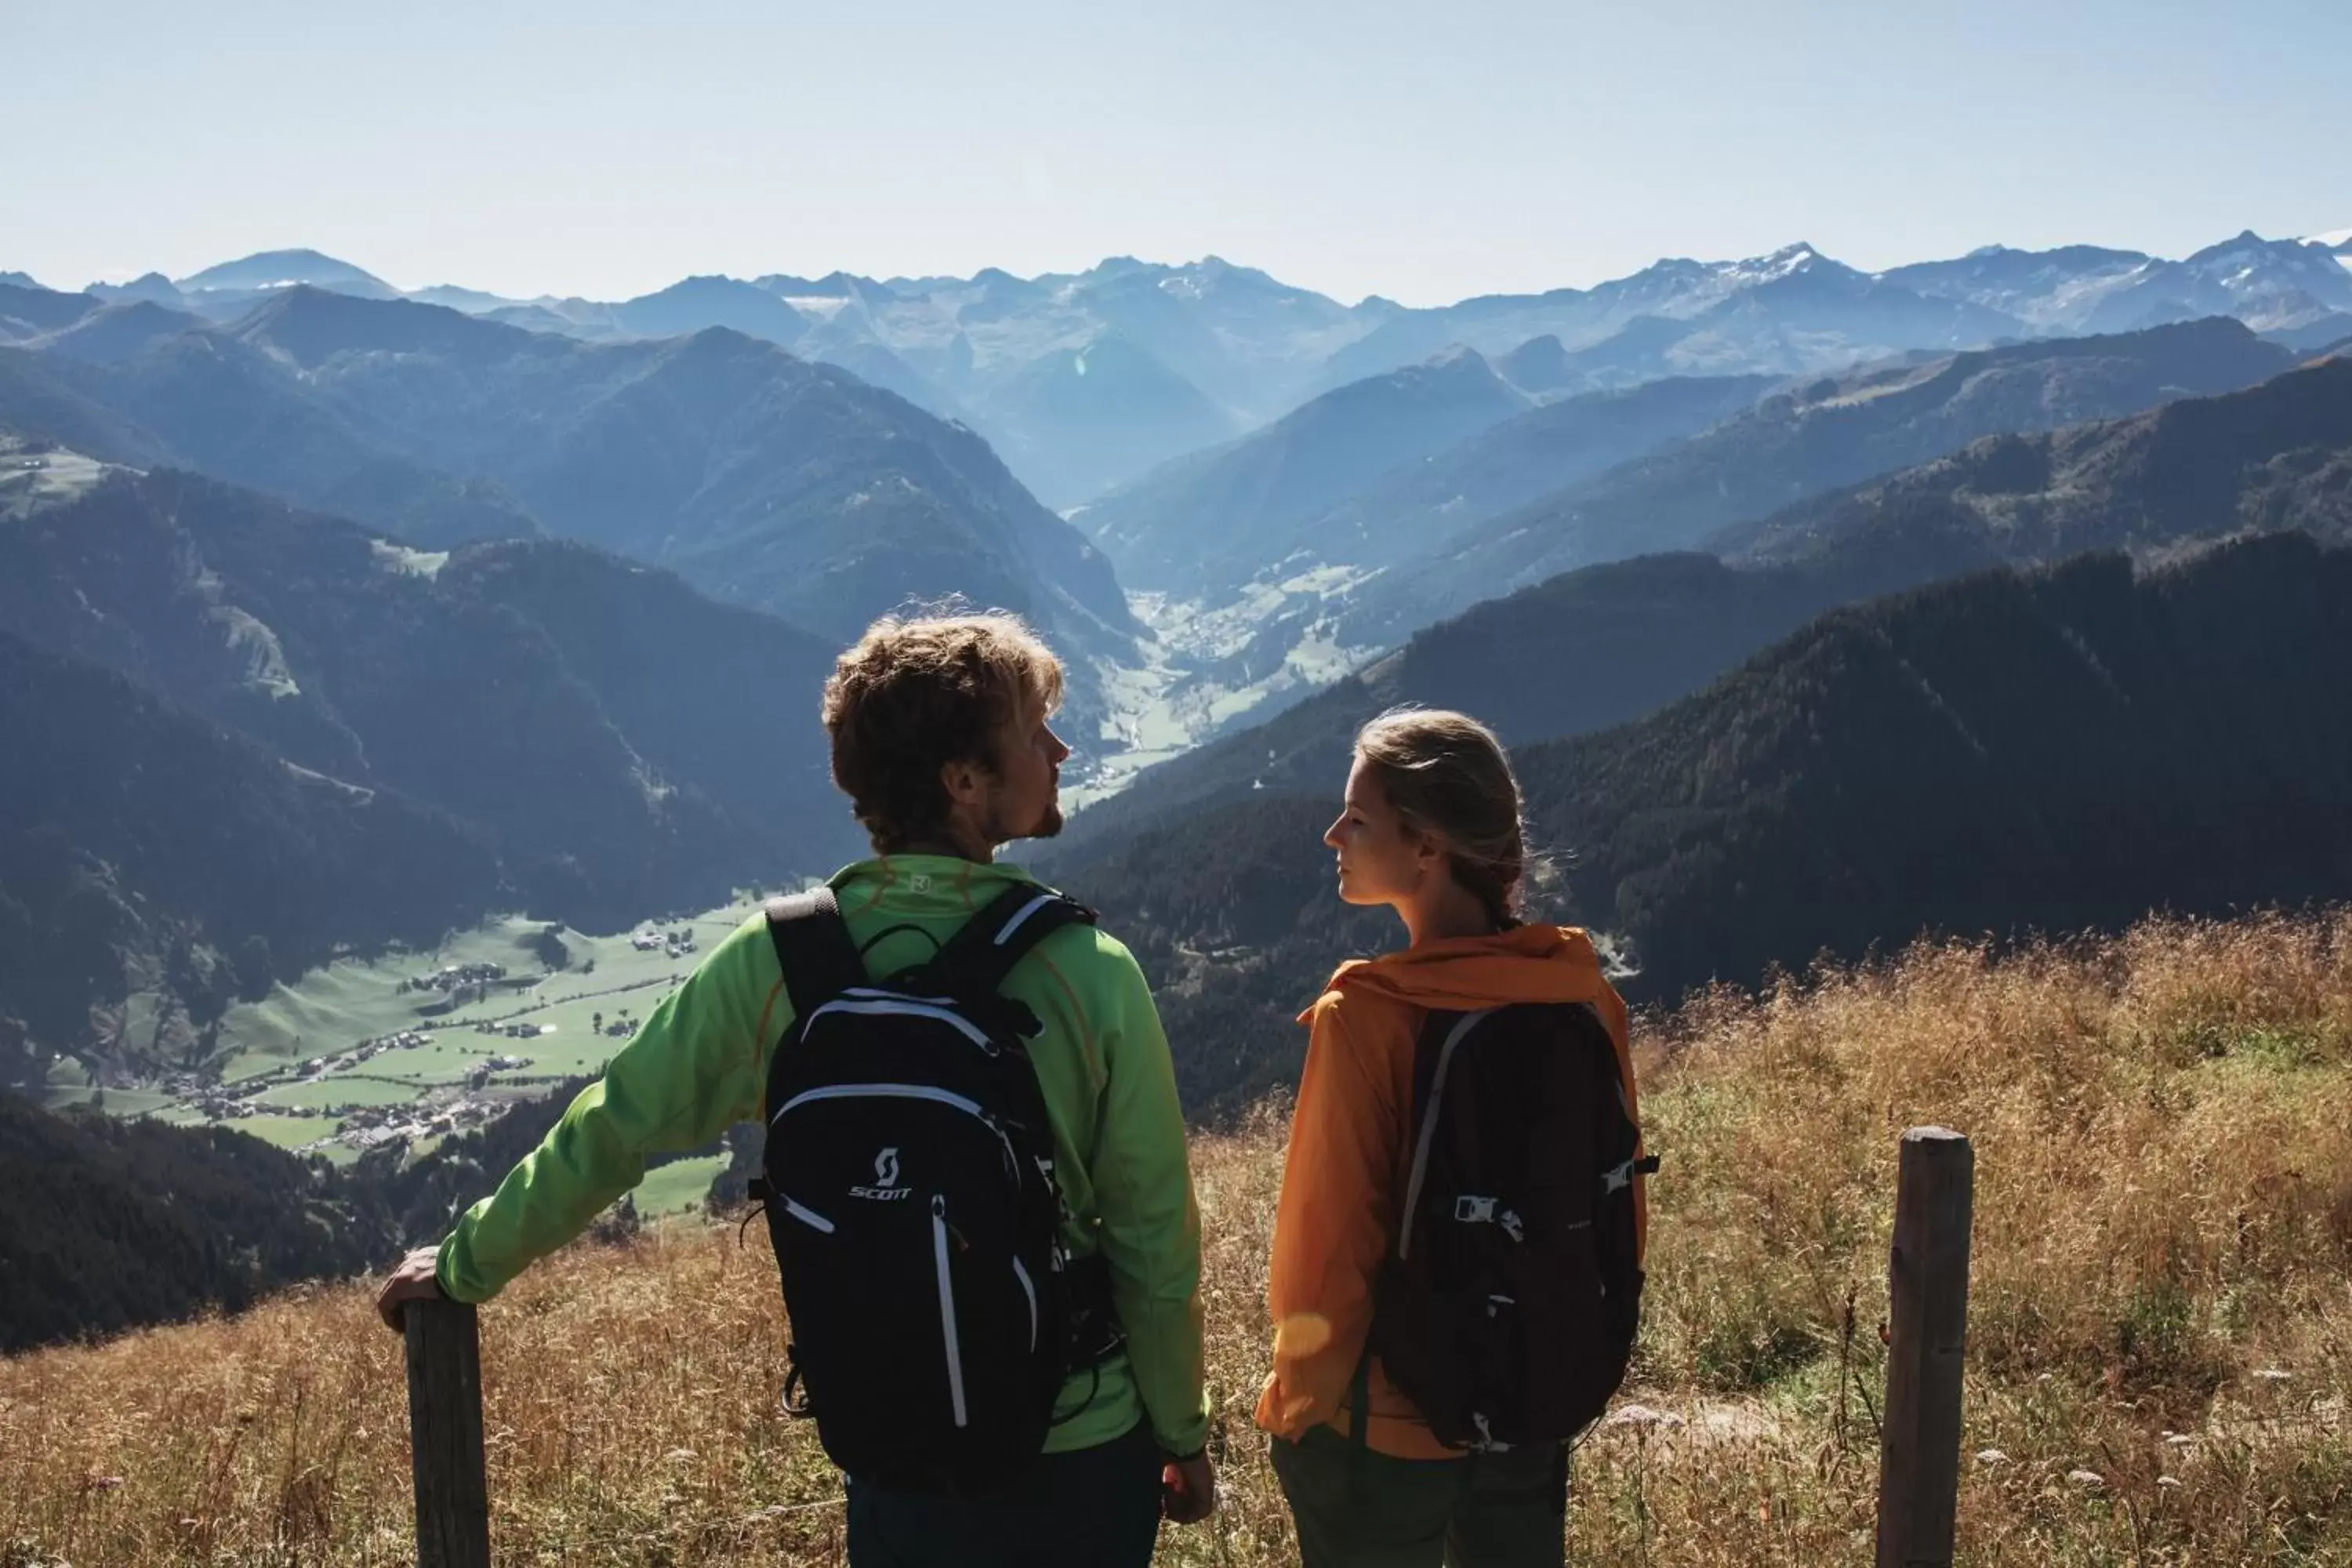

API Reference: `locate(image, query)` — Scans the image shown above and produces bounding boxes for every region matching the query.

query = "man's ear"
[939,753,986,812]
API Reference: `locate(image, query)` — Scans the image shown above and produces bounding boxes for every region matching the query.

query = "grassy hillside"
[4,913,2347,1563]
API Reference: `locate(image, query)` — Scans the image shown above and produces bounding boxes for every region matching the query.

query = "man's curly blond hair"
[822,612,1065,853]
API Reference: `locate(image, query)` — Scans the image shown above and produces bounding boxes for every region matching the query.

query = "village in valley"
[44,908,740,1174]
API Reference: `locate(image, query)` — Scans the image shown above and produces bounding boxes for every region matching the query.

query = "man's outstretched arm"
[376,913,780,1328]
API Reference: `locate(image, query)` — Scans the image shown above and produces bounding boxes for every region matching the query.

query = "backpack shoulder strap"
[920,882,1098,998]
[764,887,867,1025]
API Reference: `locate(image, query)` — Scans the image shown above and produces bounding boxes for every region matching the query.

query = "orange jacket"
[1253,924,1642,1459]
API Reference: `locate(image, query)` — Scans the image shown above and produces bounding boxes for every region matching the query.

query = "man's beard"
[983,797,1062,846]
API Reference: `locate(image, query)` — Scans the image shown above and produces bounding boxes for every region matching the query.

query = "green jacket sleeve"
[1084,935,1213,1454]
[436,914,780,1303]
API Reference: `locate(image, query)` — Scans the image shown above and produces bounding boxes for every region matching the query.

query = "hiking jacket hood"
[1254,924,1642,1460]
[435,855,1212,1457]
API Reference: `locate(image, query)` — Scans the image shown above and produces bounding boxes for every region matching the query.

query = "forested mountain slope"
[0,1093,395,1352]
[0,628,504,1086]
[1065,342,2352,857]
[0,469,869,1079]
[1342,318,2296,644]
[1080,347,1530,593]
[1056,535,2352,1116]
[1726,353,2352,568]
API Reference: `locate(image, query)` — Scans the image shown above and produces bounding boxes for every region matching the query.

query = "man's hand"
[1160,1450,1217,1525]
[376,1245,447,1332]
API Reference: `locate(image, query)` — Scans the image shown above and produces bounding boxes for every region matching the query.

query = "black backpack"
[752,882,1117,1494]
[1369,1000,1656,1451]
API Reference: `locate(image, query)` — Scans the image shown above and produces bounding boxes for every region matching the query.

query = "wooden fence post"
[405,1298,491,1568]
[1875,1126,1974,1567]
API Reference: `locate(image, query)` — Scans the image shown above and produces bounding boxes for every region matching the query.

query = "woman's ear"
[1411,828,1448,878]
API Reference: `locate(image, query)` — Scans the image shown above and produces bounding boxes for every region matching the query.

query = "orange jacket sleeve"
[1255,989,1402,1439]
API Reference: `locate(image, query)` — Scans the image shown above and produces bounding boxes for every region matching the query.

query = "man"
[378,612,1217,1565]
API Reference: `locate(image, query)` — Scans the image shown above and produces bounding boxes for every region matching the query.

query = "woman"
[1254,708,1639,1567]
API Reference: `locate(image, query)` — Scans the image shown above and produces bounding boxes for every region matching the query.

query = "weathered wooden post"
[404,1298,491,1568]
[1876,1126,1974,1568]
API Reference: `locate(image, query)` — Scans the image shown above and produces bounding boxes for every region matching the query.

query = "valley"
[36,902,764,1163]
[1073,574,1378,808]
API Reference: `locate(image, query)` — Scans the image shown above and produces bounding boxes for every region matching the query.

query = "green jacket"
[435,855,1211,1456]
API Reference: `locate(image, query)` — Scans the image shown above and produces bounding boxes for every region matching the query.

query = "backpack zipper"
[802,996,1000,1054]
[1396,1009,1494,1262]
[1011,1255,1039,1352]
[781,1196,837,1233]
[932,1195,969,1428]
[771,1082,1021,1176]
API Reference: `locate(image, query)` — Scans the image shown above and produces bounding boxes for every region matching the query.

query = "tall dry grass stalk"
[5,911,2351,1565]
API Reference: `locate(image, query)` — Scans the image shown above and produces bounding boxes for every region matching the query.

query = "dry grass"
[7,911,2352,1565]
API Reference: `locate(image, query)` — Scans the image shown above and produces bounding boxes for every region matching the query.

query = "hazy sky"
[6,0,2345,307]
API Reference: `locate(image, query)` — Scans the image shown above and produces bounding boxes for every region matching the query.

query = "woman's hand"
[375,1245,447,1331]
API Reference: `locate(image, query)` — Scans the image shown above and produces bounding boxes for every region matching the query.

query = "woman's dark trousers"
[1271,1425,1568,1567]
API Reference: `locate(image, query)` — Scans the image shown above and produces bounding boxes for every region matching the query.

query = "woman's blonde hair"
[1354,706,1531,927]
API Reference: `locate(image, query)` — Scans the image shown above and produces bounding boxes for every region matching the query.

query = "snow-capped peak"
[2305,227,2352,249]
[1725,241,1824,281]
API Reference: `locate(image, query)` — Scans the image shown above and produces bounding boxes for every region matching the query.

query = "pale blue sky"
[5,0,2344,307]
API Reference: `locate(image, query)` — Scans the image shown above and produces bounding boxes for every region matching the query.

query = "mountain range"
[1335,318,2303,647]
[21,229,2348,511]
[0,286,1137,695]
[1886,231,2352,336]
[1060,316,2302,714]
[1080,369,1780,615]
[6,229,2350,1072]
[1316,243,2028,391]
[1051,350,2352,900]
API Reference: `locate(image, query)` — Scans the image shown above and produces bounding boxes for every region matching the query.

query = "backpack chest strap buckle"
[1602,1154,1661,1194]
[1452,1196,1526,1241]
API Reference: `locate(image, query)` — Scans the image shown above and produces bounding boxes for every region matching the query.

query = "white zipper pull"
[931,1195,968,1429]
